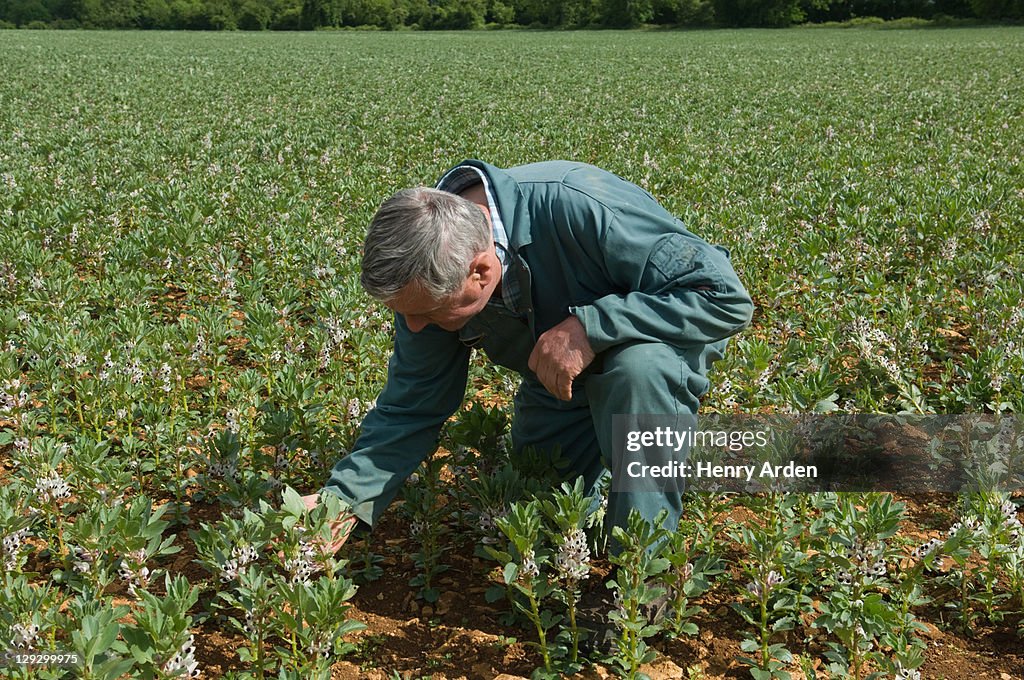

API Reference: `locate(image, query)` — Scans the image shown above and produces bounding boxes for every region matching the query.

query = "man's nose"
[404,315,429,332]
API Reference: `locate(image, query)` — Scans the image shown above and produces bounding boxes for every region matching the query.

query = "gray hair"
[361,187,492,302]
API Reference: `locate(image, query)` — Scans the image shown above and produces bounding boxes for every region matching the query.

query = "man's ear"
[469,250,498,288]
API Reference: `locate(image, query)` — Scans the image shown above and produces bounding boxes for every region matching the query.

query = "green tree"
[505,0,548,24]
[970,0,1023,17]
[201,0,238,28]
[713,0,803,25]
[301,0,337,26]
[270,0,304,27]
[138,0,173,27]
[238,0,272,28]
[558,0,603,26]
[603,0,655,26]
[169,0,204,27]
[652,0,714,23]
[3,0,52,25]
[431,0,486,27]
[487,0,515,23]
[339,0,392,26]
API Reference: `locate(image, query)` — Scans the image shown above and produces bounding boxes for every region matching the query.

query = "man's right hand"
[301,493,358,554]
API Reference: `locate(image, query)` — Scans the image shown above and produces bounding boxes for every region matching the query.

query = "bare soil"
[179,494,1024,680]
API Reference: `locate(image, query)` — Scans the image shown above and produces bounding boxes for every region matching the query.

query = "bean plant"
[401,454,450,603]
[607,509,671,679]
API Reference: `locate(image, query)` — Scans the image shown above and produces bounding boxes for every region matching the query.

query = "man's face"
[385,248,502,333]
[386,276,488,333]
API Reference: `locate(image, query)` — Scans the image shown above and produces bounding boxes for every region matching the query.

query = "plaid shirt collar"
[435,165,521,313]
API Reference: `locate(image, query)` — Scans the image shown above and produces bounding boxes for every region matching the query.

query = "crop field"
[1,27,1024,680]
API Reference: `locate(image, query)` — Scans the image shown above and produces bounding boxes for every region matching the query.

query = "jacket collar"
[444,160,532,250]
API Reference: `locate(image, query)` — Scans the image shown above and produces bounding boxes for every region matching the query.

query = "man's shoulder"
[508,161,659,213]
[449,159,600,186]
[503,160,588,184]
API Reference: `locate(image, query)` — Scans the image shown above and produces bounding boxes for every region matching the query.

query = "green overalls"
[323,160,754,536]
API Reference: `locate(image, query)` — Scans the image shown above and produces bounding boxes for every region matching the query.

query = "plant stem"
[568,586,579,663]
[525,581,551,672]
[760,588,770,671]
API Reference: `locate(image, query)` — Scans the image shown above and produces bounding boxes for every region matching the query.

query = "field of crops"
[1,27,1023,680]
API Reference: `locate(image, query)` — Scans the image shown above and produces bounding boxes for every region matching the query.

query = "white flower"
[520,549,539,579]
[159,363,172,393]
[191,333,206,361]
[894,662,921,680]
[308,633,331,659]
[912,537,943,560]
[555,528,591,582]
[284,535,322,585]
[2,527,30,570]
[72,545,98,574]
[220,544,258,582]
[9,622,40,649]
[119,549,151,597]
[746,571,782,598]
[409,519,427,538]
[162,634,200,679]
[866,558,887,577]
[34,471,71,503]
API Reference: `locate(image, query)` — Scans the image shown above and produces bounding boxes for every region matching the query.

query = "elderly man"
[305,159,753,560]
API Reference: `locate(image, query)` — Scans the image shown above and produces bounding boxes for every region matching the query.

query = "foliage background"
[0,0,1022,30]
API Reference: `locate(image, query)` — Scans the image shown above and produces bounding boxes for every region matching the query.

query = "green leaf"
[96,658,135,680]
[503,562,519,585]
[485,585,507,603]
[281,486,307,517]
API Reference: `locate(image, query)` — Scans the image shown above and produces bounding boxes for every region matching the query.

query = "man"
[303,159,753,559]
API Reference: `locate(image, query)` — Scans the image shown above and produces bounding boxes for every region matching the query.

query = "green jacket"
[324,160,754,527]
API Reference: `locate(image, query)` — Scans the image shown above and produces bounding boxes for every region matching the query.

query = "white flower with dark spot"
[2,527,30,570]
[9,622,40,650]
[35,471,71,504]
[520,549,539,579]
[162,634,200,679]
[555,528,590,582]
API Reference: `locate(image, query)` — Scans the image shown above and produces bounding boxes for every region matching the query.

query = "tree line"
[1,0,1020,31]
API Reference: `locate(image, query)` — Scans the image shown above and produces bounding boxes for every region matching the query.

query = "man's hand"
[301,493,357,555]
[528,315,596,401]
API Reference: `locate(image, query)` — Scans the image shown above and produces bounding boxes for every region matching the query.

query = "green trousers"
[510,338,727,542]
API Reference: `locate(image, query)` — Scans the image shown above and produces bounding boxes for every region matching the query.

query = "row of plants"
[2,403,1023,678]
[375,405,1024,678]
[0,445,364,680]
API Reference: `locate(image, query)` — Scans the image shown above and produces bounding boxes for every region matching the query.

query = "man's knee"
[594,342,710,408]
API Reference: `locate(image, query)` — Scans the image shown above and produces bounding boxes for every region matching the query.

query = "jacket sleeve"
[321,314,471,528]
[566,202,754,355]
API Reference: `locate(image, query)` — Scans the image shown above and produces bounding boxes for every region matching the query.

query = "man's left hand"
[528,315,595,401]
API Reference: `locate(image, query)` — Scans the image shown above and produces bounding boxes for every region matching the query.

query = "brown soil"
[179,494,1024,680]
